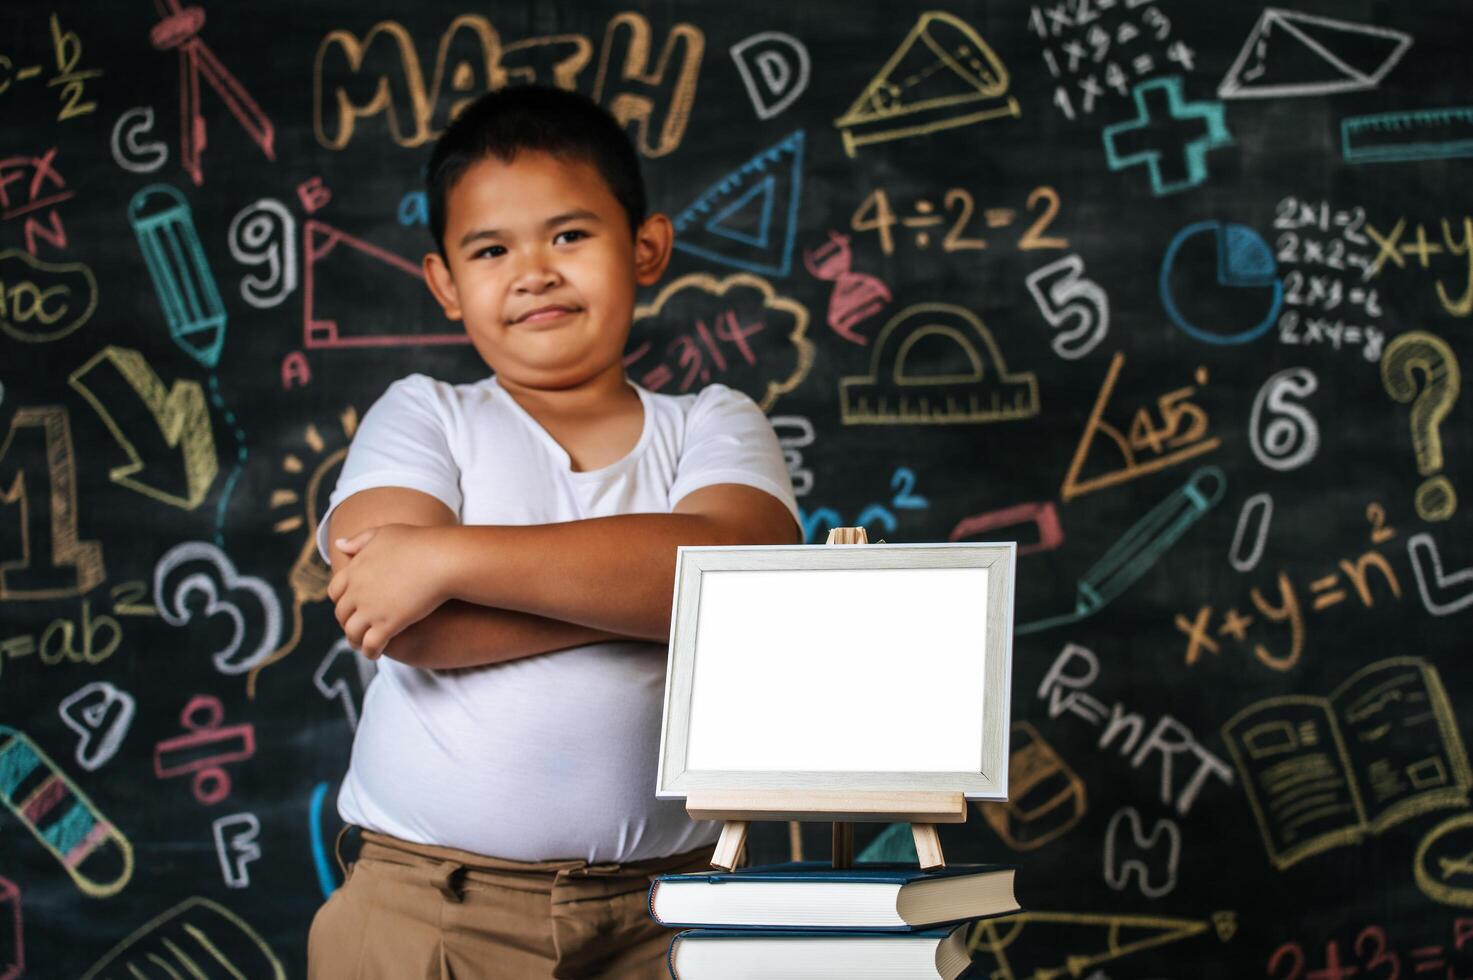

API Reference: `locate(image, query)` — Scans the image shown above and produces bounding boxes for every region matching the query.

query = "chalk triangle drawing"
[672,131,803,277]
[1218,8,1411,99]
[706,175,775,248]
[302,221,467,349]
[968,911,1211,980]
[833,11,1019,157]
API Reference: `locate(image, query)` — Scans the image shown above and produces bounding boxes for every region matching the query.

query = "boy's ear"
[422,252,463,321]
[633,213,675,287]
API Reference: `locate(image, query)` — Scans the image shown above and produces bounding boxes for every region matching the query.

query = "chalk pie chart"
[1158,221,1283,345]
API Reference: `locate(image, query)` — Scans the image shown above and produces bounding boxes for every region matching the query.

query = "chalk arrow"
[68,345,218,509]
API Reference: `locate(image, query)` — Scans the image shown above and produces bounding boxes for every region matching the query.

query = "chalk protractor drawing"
[834,11,1020,158]
[840,303,1039,425]
[1218,8,1412,100]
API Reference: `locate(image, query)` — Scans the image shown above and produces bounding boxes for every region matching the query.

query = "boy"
[307,85,801,978]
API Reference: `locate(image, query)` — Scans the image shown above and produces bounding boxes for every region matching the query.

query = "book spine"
[648,881,665,926]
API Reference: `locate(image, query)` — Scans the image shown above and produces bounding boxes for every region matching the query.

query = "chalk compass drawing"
[148,0,277,184]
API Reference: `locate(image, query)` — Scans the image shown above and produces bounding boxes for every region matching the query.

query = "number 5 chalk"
[0,725,133,898]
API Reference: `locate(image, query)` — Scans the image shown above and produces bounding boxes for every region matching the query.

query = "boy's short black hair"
[426,85,648,258]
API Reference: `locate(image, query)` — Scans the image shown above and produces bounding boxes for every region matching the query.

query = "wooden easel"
[685,527,967,872]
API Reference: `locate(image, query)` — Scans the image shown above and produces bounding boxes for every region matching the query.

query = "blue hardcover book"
[648,861,1018,932]
[666,923,975,979]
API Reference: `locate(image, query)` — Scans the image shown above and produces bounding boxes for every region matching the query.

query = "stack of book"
[647,860,1020,978]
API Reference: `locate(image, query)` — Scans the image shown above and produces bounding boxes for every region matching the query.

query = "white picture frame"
[656,541,1016,802]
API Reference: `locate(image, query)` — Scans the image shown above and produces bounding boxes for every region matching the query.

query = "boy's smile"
[423,151,672,402]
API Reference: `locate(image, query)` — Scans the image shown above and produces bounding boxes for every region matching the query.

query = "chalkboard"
[2,0,1471,975]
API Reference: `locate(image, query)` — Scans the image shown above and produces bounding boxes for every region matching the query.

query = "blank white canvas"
[684,566,989,773]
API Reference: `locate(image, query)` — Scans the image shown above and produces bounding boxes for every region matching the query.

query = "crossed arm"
[325,484,801,669]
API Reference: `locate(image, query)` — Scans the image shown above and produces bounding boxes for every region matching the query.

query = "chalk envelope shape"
[834,11,1019,157]
[80,896,285,979]
[657,541,1016,801]
[0,726,134,898]
[1218,8,1412,100]
[840,303,1039,425]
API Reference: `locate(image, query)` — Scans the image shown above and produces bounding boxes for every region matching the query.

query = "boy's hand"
[328,523,451,658]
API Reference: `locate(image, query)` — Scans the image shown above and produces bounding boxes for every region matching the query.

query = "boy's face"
[422,151,672,391]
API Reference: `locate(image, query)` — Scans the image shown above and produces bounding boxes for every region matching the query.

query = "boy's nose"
[513,266,561,292]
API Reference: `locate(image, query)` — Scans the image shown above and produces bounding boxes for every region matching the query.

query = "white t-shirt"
[315,372,801,863]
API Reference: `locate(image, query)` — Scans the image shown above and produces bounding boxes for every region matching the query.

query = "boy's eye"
[554,229,588,245]
[474,244,506,259]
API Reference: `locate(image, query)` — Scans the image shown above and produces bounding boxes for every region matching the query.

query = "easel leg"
[832,821,854,868]
[712,821,749,871]
[787,820,804,862]
[912,823,945,870]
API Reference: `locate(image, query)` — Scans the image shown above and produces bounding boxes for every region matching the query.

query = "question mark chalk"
[1382,330,1461,522]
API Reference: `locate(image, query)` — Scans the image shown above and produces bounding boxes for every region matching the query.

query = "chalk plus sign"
[1103,76,1233,195]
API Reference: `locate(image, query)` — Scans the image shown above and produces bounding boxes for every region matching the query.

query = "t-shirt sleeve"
[667,383,801,534]
[315,374,463,563]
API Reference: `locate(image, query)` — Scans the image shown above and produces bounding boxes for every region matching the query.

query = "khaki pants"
[308,828,716,979]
